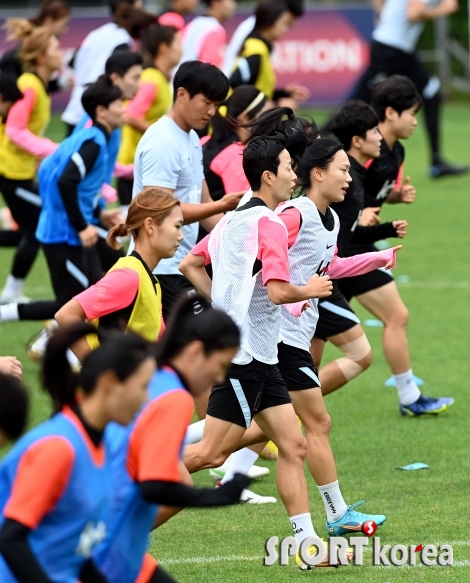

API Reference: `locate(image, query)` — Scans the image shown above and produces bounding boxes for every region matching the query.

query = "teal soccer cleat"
[326,501,386,536]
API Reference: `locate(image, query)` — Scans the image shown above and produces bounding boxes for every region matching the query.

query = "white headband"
[241,92,266,116]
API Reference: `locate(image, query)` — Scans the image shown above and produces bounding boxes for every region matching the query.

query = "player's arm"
[0,439,75,583]
[133,391,250,507]
[407,0,458,22]
[179,236,213,300]
[327,246,401,278]
[57,139,102,248]
[123,82,158,134]
[258,216,333,305]
[229,55,261,89]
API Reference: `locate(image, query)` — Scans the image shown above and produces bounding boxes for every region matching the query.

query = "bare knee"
[304,410,332,438]
[278,434,307,460]
[383,304,409,329]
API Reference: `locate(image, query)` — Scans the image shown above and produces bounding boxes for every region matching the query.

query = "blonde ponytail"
[4,18,52,70]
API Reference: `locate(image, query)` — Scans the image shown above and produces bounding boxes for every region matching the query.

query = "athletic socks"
[220,448,259,485]
[184,419,206,445]
[317,480,348,523]
[394,369,421,406]
[0,303,19,322]
[289,513,318,545]
[1,275,24,299]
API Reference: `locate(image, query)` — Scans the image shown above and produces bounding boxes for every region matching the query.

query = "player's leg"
[312,287,372,396]
[398,51,468,177]
[183,414,246,472]
[278,342,385,536]
[356,280,453,414]
[0,178,42,303]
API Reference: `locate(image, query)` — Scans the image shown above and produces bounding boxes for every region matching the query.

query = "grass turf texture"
[1,104,469,582]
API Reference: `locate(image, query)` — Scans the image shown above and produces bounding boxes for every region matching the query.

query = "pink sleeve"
[191,234,211,265]
[277,207,302,248]
[102,183,118,203]
[258,216,290,286]
[200,135,211,146]
[327,248,397,279]
[114,162,134,179]
[199,27,226,68]
[210,143,250,194]
[6,89,57,158]
[126,83,158,120]
[74,268,140,320]
[158,12,185,30]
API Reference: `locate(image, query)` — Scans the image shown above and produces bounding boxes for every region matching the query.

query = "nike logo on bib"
[326,244,334,249]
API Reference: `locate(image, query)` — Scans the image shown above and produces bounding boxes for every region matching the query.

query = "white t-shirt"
[373,0,440,54]
[222,15,256,76]
[62,23,132,125]
[132,115,204,275]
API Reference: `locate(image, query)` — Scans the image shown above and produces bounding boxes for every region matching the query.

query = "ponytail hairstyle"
[107,189,180,250]
[114,4,159,40]
[156,294,240,367]
[42,322,155,413]
[244,106,320,169]
[210,85,267,143]
[4,19,53,71]
[297,133,344,194]
[142,24,179,65]
[0,373,29,440]
[29,0,70,28]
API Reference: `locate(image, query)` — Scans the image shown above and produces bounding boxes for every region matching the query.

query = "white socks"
[289,513,318,545]
[220,448,259,485]
[0,303,19,322]
[184,419,206,445]
[1,275,24,298]
[394,369,421,406]
[317,480,348,523]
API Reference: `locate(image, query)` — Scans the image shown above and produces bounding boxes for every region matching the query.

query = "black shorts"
[277,342,321,391]
[338,243,393,301]
[157,274,194,321]
[0,176,41,232]
[206,358,292,428]
[349,40,435,104]
[314,284,360,341]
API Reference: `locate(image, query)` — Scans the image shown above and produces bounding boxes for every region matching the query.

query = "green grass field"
[1,104,470,582]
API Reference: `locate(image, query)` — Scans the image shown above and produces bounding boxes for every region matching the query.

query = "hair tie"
[218,104,228,118]
[241,92,265,116]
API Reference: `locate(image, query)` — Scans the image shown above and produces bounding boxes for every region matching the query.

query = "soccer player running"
[131,60,244,323]
[0,77,124,331]
[347,0,467,178]
[180,0,237,69]
[55,190,184,360]
[93,294,250,583]
[61,0,157,135]
[179,135,336,567]
[229,0,309,104]
[0,322,156,583]
[0,19,63,304]
[334,97,454,416]
[117,25,183,205]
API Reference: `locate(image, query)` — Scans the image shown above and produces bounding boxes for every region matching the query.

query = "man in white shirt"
[348,0,467,178]
[133,60,243,320]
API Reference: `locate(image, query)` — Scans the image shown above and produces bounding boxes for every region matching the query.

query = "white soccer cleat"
[209,454,270,481]
[239,488,277,504]
[28,320,58,362]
